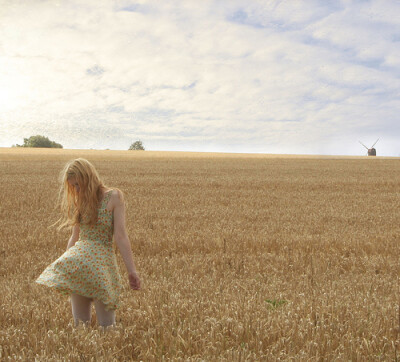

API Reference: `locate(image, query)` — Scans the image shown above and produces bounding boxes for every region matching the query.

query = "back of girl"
[36,158,141,328]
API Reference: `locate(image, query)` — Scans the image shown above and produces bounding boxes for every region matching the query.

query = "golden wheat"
[1,147,399,361]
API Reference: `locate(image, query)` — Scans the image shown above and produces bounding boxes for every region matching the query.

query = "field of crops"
[1,147,400,360]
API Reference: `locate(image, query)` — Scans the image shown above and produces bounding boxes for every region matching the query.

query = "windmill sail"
[371,138,379,148]
[359,141,369,150]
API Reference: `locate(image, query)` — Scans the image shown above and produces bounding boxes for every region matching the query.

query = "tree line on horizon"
[12,135,63,148]
[12,135,145,150]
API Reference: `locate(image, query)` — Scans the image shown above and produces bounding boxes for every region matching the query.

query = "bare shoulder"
[109,189,125,209]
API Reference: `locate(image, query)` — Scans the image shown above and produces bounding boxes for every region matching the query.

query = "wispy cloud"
[0,0,399,155]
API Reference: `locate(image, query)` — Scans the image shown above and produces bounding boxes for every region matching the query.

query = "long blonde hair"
[54,158,106,230]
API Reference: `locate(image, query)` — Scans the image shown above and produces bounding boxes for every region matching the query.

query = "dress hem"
[35,279,119,311]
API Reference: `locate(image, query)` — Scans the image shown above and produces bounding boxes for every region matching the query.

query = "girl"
[36,158,141,327]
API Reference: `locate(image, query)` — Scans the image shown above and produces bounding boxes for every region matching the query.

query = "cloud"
[0,0,399,155]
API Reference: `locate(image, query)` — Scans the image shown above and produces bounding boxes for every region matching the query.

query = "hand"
[128,272,141,290]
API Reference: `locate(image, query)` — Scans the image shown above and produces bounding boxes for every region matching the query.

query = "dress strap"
[101,190,113,208]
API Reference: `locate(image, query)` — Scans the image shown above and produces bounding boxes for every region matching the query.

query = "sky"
[0,0,399,156]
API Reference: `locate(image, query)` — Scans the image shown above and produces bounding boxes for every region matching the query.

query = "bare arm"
[113,190,140,289]
[66,224,80,250]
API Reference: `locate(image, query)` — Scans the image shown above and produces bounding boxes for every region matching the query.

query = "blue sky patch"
[86,65,105,76]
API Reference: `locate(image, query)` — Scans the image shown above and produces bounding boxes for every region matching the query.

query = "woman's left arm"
[113,190,141,290]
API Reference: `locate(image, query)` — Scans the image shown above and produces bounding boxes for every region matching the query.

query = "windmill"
[359,138,379,156]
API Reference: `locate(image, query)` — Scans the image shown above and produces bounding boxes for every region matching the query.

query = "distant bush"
[13,135,63,148]
[129,140,145,150]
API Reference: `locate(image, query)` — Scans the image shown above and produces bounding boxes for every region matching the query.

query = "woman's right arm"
[66,224,80,250]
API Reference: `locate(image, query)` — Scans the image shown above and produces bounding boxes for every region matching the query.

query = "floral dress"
[36,190,123,310]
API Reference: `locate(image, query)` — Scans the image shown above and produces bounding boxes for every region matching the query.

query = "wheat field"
[1,147,400,361]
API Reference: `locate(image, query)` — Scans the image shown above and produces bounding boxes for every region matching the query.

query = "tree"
[14,135,63,148]
[129,140,145,150]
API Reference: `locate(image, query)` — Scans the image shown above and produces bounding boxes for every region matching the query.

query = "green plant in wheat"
[265,299,287,309]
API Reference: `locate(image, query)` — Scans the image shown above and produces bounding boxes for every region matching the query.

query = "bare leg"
[94,299,116,328]
[70,293,92,326]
